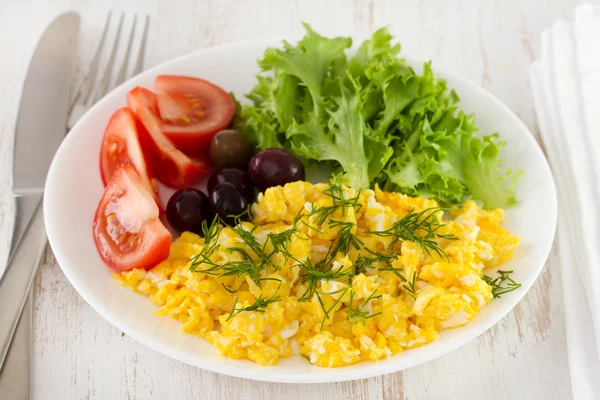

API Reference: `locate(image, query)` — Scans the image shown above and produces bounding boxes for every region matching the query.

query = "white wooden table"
[0,0,578,398]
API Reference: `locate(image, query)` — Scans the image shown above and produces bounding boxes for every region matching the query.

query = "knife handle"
[0,195,46,370]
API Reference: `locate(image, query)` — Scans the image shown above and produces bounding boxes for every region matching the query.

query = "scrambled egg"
[115,181,519,367]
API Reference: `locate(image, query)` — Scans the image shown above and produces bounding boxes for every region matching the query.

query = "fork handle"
[0,194,46,370]
[0,292,32,399]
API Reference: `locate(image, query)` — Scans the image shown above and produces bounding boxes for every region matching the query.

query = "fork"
[68,11,150,129]
[0,11,150,398]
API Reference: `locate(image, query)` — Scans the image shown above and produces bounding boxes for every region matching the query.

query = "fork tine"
[114,15,137,87]
[95,12,124,102]
[76,11,112,107]
[133,15,150,76]
[67,13,150,130]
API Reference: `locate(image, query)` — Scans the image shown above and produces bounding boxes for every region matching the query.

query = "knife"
[0,11,79,395]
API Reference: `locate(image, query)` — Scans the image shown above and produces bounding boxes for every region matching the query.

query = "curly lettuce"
[237,24,520,209]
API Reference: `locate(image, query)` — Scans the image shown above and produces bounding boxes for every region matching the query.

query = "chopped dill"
[402,271,417,298]
[368,207,457,259]
[327,220,363,255]
[315,286,350,329]
[266,226,306,264]
[482,270,521,298]
[306,182,362,226]
[189,215,222,273]
[229,223,265,259]
[352,254,371,276]
[187,182,475,322]
[348,289,382,324]
[214,260,264,286]
[377,263,418,299]
[267,227,301,251]
[301,219,323,234]
[297,261,354,302]
[227,293,282,321]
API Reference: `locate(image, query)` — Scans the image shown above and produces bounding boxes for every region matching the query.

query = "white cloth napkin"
[530,3,600,399]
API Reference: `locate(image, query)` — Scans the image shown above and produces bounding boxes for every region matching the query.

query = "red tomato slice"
[128,87,210,188]
[155,75,235,157]
[100,107,161,208]
[93,165,171,271]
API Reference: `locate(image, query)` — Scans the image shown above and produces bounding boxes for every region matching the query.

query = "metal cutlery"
[0,11,150,399]
[0,10,80,369]
[0,13,79,400]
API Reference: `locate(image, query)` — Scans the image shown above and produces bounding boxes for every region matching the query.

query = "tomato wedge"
[128,87,209,188]
[100,107,160,208]
[155,75,235,157]
[93,165,171,271]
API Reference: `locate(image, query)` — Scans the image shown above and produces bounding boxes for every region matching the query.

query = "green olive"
[209,129,253,168]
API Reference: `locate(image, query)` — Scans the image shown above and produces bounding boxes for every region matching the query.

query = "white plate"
[44,39,557,383]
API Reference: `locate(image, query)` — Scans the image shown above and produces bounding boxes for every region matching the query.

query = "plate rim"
[44,37,558,383]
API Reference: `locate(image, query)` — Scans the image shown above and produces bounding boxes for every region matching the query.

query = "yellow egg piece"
[116,181,519,367]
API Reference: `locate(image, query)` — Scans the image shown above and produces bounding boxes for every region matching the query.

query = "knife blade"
[14,12,80,193]
[0,11,79,384]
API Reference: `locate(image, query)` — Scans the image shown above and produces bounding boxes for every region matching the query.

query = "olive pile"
[166,129,305,234]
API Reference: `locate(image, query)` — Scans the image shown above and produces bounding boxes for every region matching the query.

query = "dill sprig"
[378,266,417,298]
[192,221,266,286]
[352,250,395,275]
[402,271,417,298]
[327,220,363,255]
[190,215,273,288]
[369,250,417,299]
[266,226,306,264]
[212,260,264,286]
[306,182,362,226]
[226,293,282,321]
[267,227,301,251]
[287,182,366,309]
[348,289,382,324]
[229,223,265,259]
[315,286,350,329]
[368,207,457,259]
[482,270,521,298]
[297,261,354,302]
[189,215,222,273]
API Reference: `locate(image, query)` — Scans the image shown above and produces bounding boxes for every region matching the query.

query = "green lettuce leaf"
[237,24,521,209]
[259,23,351,113]
[287,76,370,189]
[462,133,522,209]
[387,111,520,208]
[239,106,283,149]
